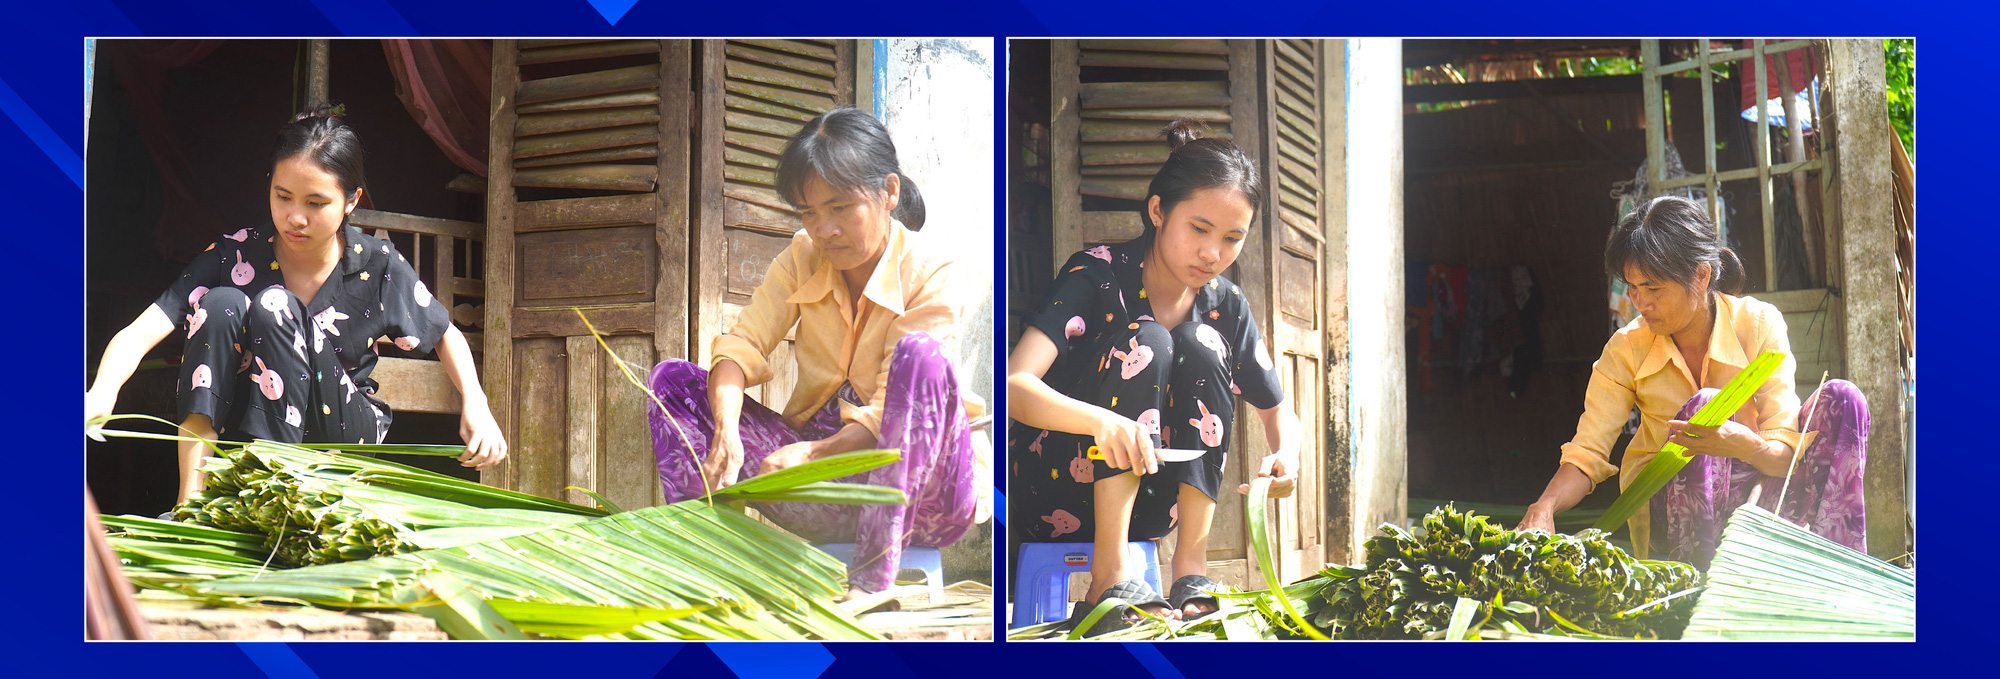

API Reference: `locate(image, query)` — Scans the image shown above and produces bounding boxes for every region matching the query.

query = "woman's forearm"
[1740,438,1798,478]
[708,359,748,432]
[435,326,487,408]
[810,423,879,458]
[1256,400,1300,455]
[89,305,175,399]
[1006,371,1113,437]
[1531,463,1595,514]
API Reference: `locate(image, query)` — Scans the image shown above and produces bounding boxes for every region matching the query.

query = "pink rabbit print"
[1194,323,1228,361]
[189,286,210,308]
[1189,398,1224,448]
[1068,448,1094,483]
[258,287,294,324]
[223,228,251,242]
[1064,316,1087,339]
[413,280,434,308]
[230,250,255,285]
[1135,408,1162,441]
[284,404,302,428]
[249,356,284,400]
[394,336,422,351]
[190,364,213,390]
[186,306,208,339]
[1085,245,1112,263]
[310,306,350,352]
[338,371,358,403]
[1108,337,1154,380]
[1028,429,1049,456]
[1042,509,1081,538]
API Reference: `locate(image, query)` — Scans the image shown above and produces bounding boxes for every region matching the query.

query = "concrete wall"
[1342,39,1409,559]
[877,38,996,581]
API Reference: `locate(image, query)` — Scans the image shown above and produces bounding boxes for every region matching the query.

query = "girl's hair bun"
[1161,119,1207,151]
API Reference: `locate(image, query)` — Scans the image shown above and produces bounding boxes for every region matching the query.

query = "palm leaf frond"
[1681,505,1914,640]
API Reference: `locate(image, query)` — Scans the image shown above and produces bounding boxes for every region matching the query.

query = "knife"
[1086,446,1207,463]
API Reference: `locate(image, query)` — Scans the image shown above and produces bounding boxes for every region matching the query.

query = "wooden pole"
[1640,40,1665,195]
[1754,40,1775,292]
[307,39,331,110]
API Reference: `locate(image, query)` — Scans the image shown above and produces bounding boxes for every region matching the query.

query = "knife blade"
[1085,446,1207,463]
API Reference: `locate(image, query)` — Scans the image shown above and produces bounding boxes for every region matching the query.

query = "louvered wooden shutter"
[482,39,692,510]
[693,40,861,408]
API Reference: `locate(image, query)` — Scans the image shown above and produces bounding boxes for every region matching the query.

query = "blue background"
[23,0,1971,675]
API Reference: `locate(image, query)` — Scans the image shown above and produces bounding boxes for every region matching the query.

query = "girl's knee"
[244,286,305,331]
[197,286,250,315]
[1810,379,1868,409]
[1105,321,1173,379]
[1169,321,1227,372]
[650,358,705,387]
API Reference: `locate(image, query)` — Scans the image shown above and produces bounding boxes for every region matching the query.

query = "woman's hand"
[1517,503,1557,533]
[1238,450,1299,497]
[457,400,508,469]
[85,388,116,442]
[1092,410,1157,475]
[1664,417,1762,459]
[704,423,747,492]
[759,440,818,476]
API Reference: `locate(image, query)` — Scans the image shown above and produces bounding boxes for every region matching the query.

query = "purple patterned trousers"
[648,332,978,593]
[1650,379,1870,569]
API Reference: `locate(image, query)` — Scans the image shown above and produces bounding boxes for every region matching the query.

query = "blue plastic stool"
[1009,541,1162,629]
[817,543,946,604]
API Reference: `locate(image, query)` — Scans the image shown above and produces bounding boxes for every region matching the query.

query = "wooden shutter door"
[482,39,693,510]
[692,40,862,407]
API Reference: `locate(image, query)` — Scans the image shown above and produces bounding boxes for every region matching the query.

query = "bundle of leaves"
[1305,505,1703,639]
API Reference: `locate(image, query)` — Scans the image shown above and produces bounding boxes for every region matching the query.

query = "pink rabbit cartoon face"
[413,280,434,308]
[1194,323,1228,361]
[1064,316,1087,339]
[248,356,283,400]
[258,287,294,324]
[1189,398,1224,448]
[1135,408,1162,441]
[1085,245,1112,263]
[394,336,422,351]
[284,404,302,428]
[1068,448,1094,483]
[310,306,349,352]
[186,306,208,339]
[1254,337,1274,371]
[1042,509,1080,538]
[230,250,255,285]
[1108,337,1154,380]
[223,228,251,242]
[188,286,210,308]
[190,364,213,390]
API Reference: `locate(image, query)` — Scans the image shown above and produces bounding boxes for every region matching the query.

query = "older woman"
[1519,196,1869,568]
[646,107,985,596]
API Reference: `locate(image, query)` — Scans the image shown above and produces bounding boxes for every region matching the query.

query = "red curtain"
[1737,40,1819,110]
[382,40,491,177]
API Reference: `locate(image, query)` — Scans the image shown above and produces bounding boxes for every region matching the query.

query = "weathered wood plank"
[516,193,658,232]
[518,39,659,66]
[370,356,460,414]
[516,90,661,115]
[1082,118,1232,143]
[451,277,484,298]
[599,334,658,510]
[726,58,836,95]
[1078,39,1229,55]
[482,40,520,492]
[724,196,801,231]
[518,39,600,50]
[512,143,658,169]
[725,42,837,78]
[724,163,778,187]
[1078,81,1230,109]
[513,303,657,338]
[516,64,660,105]
[1082,210,1144,245]
[350,209,482,241]
[725,127,791,159]
[1079,176,1149,201]
[1081,163,1163,176]
[726,92,818,123]
[1079,106,1230,123]
[694,40,731,372]
[514,337,567,500]
[1079,50,1229,71]
[445,173,486,194]
[564,335,600,507]
[724,80,835,119]
[724,109,806,140]
[515,106,660,137]
[722,185,797,220]
[515,226,658,306]
[724,144,780,170]
[1080,141,1170,166]
[726,227,797,297]
[513,124,661,160]
[1051,40,1082,276]
[735,39,836,62]
[512,164,659,192]
[654,39,694,364]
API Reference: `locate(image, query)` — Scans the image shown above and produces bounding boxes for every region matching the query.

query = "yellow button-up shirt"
[1559,293,1813,556]
[711,222,985,437]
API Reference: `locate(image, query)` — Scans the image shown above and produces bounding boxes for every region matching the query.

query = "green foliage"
[1884,39,1914,158]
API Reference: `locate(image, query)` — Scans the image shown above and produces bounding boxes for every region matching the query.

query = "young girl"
[85,109,508,504]
[1008,121,1302,628]
[647,107,984,597]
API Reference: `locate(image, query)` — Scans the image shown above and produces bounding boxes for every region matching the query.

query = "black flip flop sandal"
[1062,579,1168,637]
[1168,574,1222,620]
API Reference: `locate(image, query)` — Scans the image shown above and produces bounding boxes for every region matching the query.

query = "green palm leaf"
[1681,505,1914,640]
[1594,351,1786,532]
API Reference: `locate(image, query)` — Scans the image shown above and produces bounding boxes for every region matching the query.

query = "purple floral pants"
[647,332,978,593]
[1650,379,1870,569]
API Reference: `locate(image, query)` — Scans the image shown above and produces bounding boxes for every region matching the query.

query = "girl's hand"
[1665,417,1760,459]
[457,401,509,469]
[85,389,115,442]
[1238,451,1298,497]
[704,423,747,492]
[759,441,817,476]
[1092,411,1157,475]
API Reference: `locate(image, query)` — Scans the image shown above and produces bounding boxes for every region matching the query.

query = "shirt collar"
[338,224,375,276]
[1634,293,1748,383]
[1111,231,1224,319]
[785,220,911,316]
